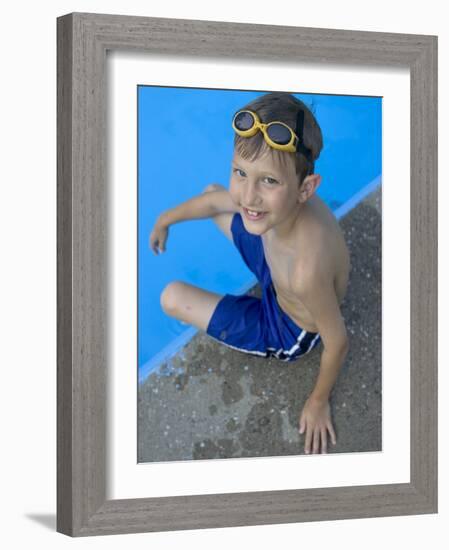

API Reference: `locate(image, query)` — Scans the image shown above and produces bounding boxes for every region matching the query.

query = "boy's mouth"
[243,207,267,221]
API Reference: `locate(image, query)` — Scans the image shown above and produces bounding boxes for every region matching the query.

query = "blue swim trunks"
[206,213,321,362]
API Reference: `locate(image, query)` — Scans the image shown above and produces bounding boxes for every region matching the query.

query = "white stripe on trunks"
[284,329,308,356]
[305,333,321,354]
[267,329,307,359]
[208,334,268,357]
[279,336,320,361]
[269,329,321,360]
[208,329,319,361]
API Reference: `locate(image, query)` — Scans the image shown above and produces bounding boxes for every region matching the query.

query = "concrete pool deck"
[138,187,382,462]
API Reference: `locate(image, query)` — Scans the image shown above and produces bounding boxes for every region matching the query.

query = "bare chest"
[262,241,296,292]
[261,240,315,328]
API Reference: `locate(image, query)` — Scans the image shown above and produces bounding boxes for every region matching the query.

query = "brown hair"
[233,92,323,185]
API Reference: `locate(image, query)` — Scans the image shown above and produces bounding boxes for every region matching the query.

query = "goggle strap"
[295,110,313,172]
[295,110,305,137]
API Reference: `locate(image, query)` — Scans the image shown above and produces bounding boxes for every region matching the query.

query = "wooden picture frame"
[57,12,437,536]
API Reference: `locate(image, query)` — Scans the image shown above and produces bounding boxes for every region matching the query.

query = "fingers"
[149,233,167,255]
[150,237,159,255]
[320,428,327,454]
[299,402,336,455]
[312,428,321,454]
[304,425,313,455]
[302,424,332,454]
[149,232,157,254]
[299,412,306,435]
[304,427,322,454]
[327,422,337,445]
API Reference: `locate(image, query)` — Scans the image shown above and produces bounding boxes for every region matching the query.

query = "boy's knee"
[160,281,185,315]
[202,183,225,194]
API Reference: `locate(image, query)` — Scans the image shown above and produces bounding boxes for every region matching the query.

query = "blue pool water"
[138,87,382,383]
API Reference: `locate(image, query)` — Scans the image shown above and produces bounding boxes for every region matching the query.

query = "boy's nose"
[242,180,261,207]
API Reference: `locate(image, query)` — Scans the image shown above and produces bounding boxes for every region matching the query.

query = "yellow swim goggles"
[232,109,312,161]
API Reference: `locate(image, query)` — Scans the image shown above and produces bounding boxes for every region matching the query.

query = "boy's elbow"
[202,183,223,195]
[330,332,349,358]
[322,335,348,358]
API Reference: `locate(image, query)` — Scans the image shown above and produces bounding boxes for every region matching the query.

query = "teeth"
[247,209,262,216]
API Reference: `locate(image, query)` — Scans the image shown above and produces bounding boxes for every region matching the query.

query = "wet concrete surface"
[138,188,382,462]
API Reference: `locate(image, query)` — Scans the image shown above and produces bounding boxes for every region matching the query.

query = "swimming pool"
[138,87,382,383]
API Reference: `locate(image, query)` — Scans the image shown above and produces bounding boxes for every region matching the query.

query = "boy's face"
[229,149,304,236]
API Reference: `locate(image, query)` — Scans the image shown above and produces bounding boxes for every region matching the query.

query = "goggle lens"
[266,123,291,145]
[234,111,255,131]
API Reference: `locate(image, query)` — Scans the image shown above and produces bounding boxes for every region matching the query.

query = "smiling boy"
[149,92,350,455]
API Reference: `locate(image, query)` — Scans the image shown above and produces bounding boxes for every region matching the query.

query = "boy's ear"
[298,174,321,203]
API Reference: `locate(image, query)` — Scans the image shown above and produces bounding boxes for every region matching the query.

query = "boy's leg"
[202,183,234,242]
[160,281,223,332]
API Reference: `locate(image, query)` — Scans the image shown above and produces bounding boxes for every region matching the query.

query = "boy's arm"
[150,187,238,254]
[158,187,238,227]
[292,267,349,453]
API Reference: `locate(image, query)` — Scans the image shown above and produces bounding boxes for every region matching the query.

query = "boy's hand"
[299,396,336,454]
[149,221,169,255]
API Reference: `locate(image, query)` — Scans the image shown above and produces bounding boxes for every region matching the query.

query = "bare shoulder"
[291,199,349,297]
[206,187,240,214]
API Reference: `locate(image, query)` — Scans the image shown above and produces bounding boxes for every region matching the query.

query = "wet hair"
[233,92,323,185]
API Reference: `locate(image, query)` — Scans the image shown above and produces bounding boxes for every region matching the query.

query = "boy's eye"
[233,169,278,185]
[233,168,246,177]
[263,177,279,185]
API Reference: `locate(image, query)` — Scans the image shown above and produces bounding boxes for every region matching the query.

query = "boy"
[149,92,350,455]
